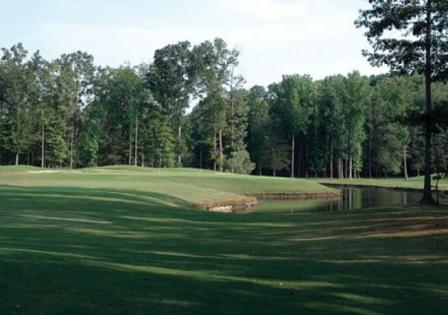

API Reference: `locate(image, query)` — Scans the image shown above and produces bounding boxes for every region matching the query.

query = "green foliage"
[226,88,249,154]
[146,41,194,119]
[142,110,176,167]
[310,76,345,176]
[356,0,448,200]
[261,132,290,176]
[0,40,447,181]
[146,42,195,164]
[45,112,68,165]
[247,86,270,173]
[77,103,103,167]
[365,76,416,176]
[277,75,315,134]
[225,149,255,174]
[341,72,370,173]
[0,44,34,161]
[356,0,448,80]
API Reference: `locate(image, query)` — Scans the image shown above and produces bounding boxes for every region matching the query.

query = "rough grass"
[1,167,448,314]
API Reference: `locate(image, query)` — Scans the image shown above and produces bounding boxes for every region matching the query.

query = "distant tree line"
[0,40,447,180]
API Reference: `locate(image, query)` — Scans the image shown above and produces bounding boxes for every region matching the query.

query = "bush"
[226,150,255,174]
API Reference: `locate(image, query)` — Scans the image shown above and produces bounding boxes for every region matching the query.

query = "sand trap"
[27,170,83,174]
[28,170,62,174]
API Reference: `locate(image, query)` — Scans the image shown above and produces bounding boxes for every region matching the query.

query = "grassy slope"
[1,167,448,314]
[314,176,448,192]
[0,166,336,208]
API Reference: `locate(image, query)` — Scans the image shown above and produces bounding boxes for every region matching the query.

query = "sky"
[0,0,387,87]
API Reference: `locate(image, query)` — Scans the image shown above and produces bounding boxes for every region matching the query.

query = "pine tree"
[356,0,448,203]
[0,43,34,165]
[247,86,270,175]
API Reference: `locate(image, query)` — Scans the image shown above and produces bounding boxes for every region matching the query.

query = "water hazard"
[256,186,422,213]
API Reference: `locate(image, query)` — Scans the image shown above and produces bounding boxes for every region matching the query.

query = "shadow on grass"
[1,185,448,314]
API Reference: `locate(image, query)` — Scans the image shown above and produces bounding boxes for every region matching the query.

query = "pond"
[256,186,422,213]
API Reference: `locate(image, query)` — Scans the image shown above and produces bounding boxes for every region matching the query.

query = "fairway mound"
[0,166,341,213]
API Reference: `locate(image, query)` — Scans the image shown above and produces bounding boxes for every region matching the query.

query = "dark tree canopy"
[356,0,448,80]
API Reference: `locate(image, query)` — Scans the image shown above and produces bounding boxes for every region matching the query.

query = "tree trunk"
[219,129,223,172]
[134,112,139,166]
[305,139,309,178]
[329,142,334,179]
[273,168,277,177]
[349,155,353,180]
[230,65,235,157]
[128,122,133,166]
[297,139,301,177]
[213,132,217,172]
[344,159,348,179]
[177,125,182,165]
[421,0,435,204]
[70,127,74,169]
[338,158,343,179]
[41,124,45,168]
[368,125,373,178]
[15,153,19,166]
[403,146,408,181]
[199,150,203,169]
[291,133,295,178]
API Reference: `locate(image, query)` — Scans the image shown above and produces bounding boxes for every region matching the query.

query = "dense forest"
[0,39,447,179]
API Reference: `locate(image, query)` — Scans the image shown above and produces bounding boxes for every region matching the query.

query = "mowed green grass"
[0,166,336,209]
[1,167,448,314]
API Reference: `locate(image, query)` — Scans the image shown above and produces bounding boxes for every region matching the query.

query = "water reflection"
[256,187,421,213]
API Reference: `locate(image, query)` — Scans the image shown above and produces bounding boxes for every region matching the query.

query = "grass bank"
[0,166,337,210]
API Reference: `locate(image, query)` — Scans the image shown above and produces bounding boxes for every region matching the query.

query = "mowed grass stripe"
[0,167,447,314]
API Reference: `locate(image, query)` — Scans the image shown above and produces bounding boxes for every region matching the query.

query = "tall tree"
[55,51,95,168]
[270,75,314,177]
[356,0,448,203]
[27,51,55,168]
[146,41,194,165]
[369,76,416,178]
[247,86,270,175]
[341,72,370,179]
[313,76,346,178]
[225,88,251,173]
[0,43,33,165]
[191,38,240,172]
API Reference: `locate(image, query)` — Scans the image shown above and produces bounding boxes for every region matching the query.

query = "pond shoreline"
[322,183,447,194]
[202,184,444,214]
[247,191,342,201]
[206,191,342,213]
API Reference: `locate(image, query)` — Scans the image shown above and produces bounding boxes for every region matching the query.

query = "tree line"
[0,39,446,181]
